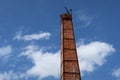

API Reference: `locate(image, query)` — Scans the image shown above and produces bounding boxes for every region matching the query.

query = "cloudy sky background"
[0,0,120,80]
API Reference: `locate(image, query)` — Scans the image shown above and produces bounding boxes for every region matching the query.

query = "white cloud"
[0,70,26,80]
[20,41,115,79]
[0,45,12,57]
[21,45,60,79]
[112,68,120,80]
[77,41,115,75]
[14,31,51,41]
[76,10,93,27]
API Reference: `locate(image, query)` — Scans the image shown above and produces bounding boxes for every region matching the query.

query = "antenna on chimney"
[65,7,72,15]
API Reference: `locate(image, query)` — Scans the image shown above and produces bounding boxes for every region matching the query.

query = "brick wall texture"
[60,14,81,80]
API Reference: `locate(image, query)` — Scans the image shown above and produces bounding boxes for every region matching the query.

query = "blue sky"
[0,0,120,80]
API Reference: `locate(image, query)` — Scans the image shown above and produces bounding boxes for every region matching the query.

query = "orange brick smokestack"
[60,11,81,80]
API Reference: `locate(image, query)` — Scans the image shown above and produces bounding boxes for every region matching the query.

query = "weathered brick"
[60,13,81,80]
